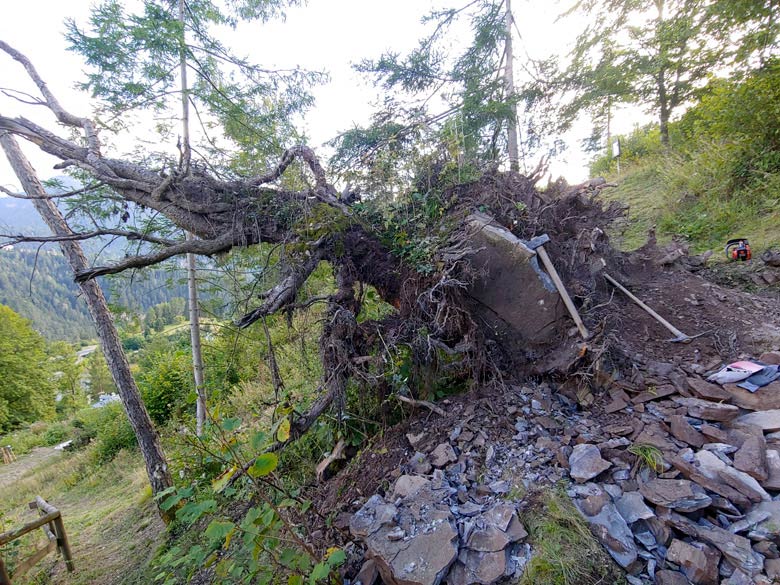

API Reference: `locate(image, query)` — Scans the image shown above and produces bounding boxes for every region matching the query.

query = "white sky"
[0,0,650,191]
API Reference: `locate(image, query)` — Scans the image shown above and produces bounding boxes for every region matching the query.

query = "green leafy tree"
[0,305,56,430]
[48,341,87,414]
[335,0,560,194]
[84,349,117,402]
[561,0,780,147]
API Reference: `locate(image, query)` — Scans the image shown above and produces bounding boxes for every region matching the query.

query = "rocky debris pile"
[350,475,528,585]
[342,347,780,584]
[565,349,780,584]
[347,384,587,585]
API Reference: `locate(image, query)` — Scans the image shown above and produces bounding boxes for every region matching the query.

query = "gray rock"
[579,502,638,569]
[639,479,712,513]
[355,559,379,585]
[694,523,764,577]
[674,397,740,421]
[350,495,398,538]
[394,475,431,499]
[666,539,720,585]
[409,451,433,474]
[615,491,655,524]
[368,509,458,585]
[569,444,612,483]
[734,434,768,482]
[654,570,689,585]
[735,410,780,432]
[430,443,457,468]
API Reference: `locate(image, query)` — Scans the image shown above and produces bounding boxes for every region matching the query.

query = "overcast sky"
[0,0,648,191]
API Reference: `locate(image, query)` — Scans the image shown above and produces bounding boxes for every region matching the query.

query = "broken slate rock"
[408,451,433,474]
[430,443,457,468]
[693,523,764,577]
[368,509,458,585]
[447,549,507,585]
[733,434,768,482]
[687,377,732,402]
[568,444,612,483]
[639,478,712,512]
[350,496,398,538]
[666,539,720,585]
[355,559,379,585]
[654,570,691,585]
[393,475,431,499]
[673,397,739,422]
[670,415,705,448]
[735,410,780,432]
[614,491,655,524]
[762,449,780,490]
[579,502,638,569]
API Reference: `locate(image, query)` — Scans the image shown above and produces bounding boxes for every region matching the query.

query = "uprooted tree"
[0,38,626,480]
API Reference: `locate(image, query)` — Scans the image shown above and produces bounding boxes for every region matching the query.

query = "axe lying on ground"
[601,271,702,344]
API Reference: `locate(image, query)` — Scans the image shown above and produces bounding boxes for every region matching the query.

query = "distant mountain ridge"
[0,196,189,341]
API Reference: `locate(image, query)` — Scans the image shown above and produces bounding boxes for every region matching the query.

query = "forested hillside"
[0,248,189,341]
[594,60,780,254]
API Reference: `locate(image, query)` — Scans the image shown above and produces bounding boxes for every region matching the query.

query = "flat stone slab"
[639,478,711,512]
[735,410,780,432]
[569,444,611,483]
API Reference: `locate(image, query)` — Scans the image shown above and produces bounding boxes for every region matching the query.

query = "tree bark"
[0,132,174,521]
[504,0,520,172]
[186,233,207,436]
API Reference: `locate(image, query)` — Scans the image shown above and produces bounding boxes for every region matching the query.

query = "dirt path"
[0,447,60,490]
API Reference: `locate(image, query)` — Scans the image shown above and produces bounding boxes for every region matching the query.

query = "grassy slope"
[0,448,162,585]
[599,159,780,254]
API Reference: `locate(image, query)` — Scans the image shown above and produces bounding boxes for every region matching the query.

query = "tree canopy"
[0,304,56,431]
[559,0,780,147]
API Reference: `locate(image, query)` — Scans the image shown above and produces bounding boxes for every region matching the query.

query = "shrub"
[70,402,137,463]
[138,349,193,426]
[42,422,70,446]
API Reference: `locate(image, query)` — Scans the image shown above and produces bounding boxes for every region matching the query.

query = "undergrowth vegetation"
[519,489,627,585]
[594,60,780,253]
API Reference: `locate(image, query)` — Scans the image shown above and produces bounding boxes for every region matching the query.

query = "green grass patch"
[518,489,627,585]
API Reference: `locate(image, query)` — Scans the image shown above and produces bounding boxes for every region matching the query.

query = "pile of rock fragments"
[567,349,780,585]
[346,349,780,584]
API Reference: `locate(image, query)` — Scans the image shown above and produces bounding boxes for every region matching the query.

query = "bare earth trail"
[0,447,59,491]
[0,448,163,585]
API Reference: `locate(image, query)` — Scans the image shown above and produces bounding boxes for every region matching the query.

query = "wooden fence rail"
[0,497,73,584]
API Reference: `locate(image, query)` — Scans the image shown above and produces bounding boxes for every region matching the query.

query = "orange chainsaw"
[725,238,752,261]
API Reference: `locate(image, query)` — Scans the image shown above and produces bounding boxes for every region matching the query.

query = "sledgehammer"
[525,234,590,340]
[602,272,695,343]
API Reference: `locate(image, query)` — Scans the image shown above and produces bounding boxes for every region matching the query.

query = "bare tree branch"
[74,231,236,282]
[0,228,178,248]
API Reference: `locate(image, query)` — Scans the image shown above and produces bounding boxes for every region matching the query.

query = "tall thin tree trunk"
[178,0,206,433]
[504,0,520,172]
[0,132,174,521]
[186,234,206,435]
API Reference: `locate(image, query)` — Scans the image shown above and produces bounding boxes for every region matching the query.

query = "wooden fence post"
[0,555,11,585]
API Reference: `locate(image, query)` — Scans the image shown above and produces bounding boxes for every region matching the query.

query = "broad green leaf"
[309,562,330,584]
[288,575,304,585]
[205,520,235,544]
[326,549,346,567]
[176,499,217,524]
[248,453,278,478]
[221,417,241,431]
[277,417,291,442]
[211,466,238,493]
[250,430,268,451]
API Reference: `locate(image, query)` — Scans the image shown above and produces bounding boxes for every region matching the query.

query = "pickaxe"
[602,272,700,343]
